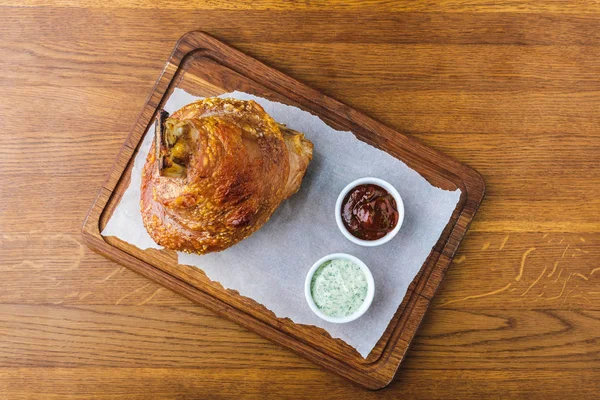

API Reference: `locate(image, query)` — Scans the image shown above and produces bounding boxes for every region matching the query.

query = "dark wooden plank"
[3,42,600,91]
[0,367,597,400]
[2,9,600,45]
[4,0,600,13]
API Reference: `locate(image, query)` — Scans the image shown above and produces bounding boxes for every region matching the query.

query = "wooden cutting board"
[82,31,485,389]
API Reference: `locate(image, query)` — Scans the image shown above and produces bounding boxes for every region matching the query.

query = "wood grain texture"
[4,0,600,13]
[1,0,599,398]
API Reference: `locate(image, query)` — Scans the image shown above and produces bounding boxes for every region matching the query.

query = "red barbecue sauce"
[341,184,399,241]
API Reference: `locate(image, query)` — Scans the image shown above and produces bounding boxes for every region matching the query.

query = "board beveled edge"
[82,30,485,390]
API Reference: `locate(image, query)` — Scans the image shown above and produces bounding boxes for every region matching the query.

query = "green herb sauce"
[310,259,368,317]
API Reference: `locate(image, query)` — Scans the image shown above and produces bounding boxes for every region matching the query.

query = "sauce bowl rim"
[335,177,405,247]
[304,253,375,324]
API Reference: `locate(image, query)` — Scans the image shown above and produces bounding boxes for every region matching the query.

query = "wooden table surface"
[1,1,599,398]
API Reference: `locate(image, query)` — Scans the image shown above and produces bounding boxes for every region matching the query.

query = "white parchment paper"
[102,88,461,357]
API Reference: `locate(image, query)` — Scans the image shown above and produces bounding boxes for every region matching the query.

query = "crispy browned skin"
[140,98,313,254]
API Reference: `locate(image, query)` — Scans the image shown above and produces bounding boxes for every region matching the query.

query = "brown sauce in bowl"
[341,184,399,241]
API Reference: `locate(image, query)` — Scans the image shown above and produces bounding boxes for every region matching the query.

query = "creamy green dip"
[310,258,368,317]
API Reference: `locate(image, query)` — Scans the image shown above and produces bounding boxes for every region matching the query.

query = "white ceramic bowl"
[335,177,404,247]
[304,253,375,324]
